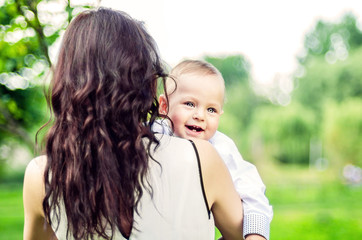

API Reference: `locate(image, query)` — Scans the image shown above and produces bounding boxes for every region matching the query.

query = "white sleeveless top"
[50,135,215,240]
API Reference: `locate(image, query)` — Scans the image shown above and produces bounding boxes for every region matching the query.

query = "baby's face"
[164,72,224,141]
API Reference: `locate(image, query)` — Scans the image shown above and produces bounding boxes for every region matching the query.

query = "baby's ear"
[158,94,168,115]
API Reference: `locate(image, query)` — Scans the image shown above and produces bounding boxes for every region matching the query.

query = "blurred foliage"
[0,0,93,175]
[204,55,251,87]
[293,45,362,118]
[291,12,362,167]
[251,103,316,164]
[294,12,362,122]
[323,98,362,167]
[211,12,362,168]
[0,85,47,176]
[0,85,46,146]
[301,12,362,63]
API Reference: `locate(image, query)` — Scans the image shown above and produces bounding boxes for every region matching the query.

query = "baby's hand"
[245,234,266,240]
[218,234,266,240]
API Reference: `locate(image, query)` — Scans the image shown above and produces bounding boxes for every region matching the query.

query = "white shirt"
[152,120,273,240]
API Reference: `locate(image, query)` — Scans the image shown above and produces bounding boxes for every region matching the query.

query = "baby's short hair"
[164,59,225,102]
[165,60,224,94]
[170,59,222,78]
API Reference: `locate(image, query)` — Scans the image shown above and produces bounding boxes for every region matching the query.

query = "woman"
[23,8,243,240]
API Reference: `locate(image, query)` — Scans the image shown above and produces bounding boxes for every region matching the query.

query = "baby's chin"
[178,133,210,142]
[173,129,214,141]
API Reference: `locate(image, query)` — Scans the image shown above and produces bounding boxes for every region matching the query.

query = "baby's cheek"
[206,129,217,141]
[169,115,183,135]
[208,119,219,135]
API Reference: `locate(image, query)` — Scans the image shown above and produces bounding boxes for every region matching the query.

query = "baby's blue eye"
[185,102,195,107]
[208,108,217,113]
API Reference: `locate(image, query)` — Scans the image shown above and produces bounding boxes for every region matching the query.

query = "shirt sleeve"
[210,131,273,240]
[151,119,172,135]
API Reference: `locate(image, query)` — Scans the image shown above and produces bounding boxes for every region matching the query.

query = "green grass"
[268,182,362,239]
[1,165,361,240]
[261,163,362,240]
[0,182,24,240]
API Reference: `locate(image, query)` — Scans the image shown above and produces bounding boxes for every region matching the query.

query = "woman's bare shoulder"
[191,139,223,168]
[24,156,47,195]
[23,156,47,219]
[26,155,47,175]
[190,139,229,197]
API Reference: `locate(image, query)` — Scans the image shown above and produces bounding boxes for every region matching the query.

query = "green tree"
[294,12,362,114]
[293,45,362,122]
[0,0,92,151]
[301,12,362,63]
[322,98,362,167]
[251,103,316,165]
[291,12,362,167]
[0,1,94,175]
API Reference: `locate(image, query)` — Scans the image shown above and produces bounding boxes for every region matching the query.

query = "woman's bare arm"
[193,139,243,240]
[23,156,56,240]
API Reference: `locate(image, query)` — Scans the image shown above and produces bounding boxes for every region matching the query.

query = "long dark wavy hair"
[39,8,166,239]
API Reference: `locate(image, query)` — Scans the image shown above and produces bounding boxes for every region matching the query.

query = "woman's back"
[50,135,215,239]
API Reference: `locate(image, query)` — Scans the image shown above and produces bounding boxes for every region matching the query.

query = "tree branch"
[15,0,52,66]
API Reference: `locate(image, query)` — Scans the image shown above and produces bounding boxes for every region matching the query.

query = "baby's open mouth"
[186,125,204,132]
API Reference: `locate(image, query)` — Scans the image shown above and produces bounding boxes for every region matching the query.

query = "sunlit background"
[0,0,361,239]
[102,0,362,96]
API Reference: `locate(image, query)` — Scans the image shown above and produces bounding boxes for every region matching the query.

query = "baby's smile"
[186,125,204,132]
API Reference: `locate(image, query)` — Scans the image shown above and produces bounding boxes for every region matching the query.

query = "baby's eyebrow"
[208,102,222,108]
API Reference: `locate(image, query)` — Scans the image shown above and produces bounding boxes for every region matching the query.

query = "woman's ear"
[158,94,168,115]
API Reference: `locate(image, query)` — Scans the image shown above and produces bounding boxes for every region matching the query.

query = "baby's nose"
[193,109,205,120]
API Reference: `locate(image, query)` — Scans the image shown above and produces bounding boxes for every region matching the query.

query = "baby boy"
[154,60,273,240]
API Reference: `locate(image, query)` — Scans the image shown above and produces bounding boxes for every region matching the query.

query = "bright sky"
[101,0,362,84]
